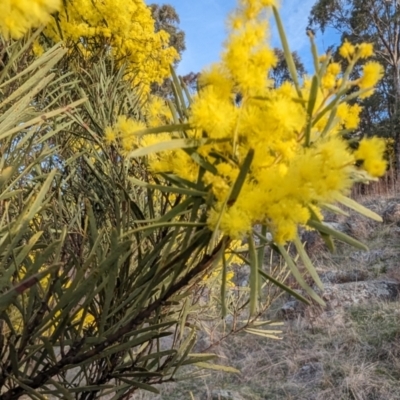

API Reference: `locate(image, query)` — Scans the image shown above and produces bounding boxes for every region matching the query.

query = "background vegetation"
[0,0,394,399]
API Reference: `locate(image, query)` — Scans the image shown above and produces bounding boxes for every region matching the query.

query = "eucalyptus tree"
[309,0,400,170]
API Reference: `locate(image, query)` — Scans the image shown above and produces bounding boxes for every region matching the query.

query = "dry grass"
[136,188,400,400]
[139,301,400,400]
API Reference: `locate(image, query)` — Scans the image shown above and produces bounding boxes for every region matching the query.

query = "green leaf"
[308,207,335,252]
[65,385,115,394]
[0,98,87,140]
[321,203,350,217]
[129,175,206,197]
[0,166,13,189]
[7,377,48,400]
[221,251,228,317]
[244,328,282,339]
[194,362,240,374]
[0,231,43,288]
[277,244,325,306]
[171,328,197,376]
[128,138,223,158]
[187,150,218,175]
[248,234,259,316]
[258,269,310,305]
[170,66,188,118]
[118,379,160,394]
[210,149,254,246]
[229,148,254,204]
[304,75,319,146]
[45,379,75,400]
[272,6,302,98]
[0,263,60,313]
[335,194,383,222]
[307,219,369,251]
[308,30,321,76]
[293,234,324,290]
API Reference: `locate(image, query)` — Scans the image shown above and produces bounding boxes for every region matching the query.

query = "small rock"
[319,269,368,284]
[291,362,324,385]
[349,250,384,264]
[383,202,400,225]
[280,299,305,318]
[323,221,351,233]
[205,389,244,400]
[322,279,400,308]
[280,279,400,320]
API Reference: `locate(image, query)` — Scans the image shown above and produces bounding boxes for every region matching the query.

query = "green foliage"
[0,30,288,398]
[308,0,400,167]
[0,34,228,399]
[270,48,306,88]
[0,4,387,398]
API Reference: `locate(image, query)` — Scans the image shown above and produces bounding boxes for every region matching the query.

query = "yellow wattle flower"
[41,0,179,95]
[339,40,356,59]
[113,0,387,246]
[358,43,374,59]
[0,0,61,39]
[358,62,384,89]
[355,137,387,177]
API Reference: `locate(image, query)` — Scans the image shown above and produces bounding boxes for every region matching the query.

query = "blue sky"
[150,0,340,76]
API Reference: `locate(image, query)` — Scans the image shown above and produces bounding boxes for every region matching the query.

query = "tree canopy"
[270,48,306,87]
[309,0,400,168]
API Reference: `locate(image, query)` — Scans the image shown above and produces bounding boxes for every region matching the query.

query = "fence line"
[351,168,399,199]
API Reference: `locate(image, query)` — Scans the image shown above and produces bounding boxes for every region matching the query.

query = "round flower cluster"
[0,0,60,39]
[107,0,387,244]
[42,0,179,95]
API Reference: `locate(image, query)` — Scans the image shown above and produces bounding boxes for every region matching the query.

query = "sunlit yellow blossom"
[362,159,387,177]
[216,162,239,181]
[135,0,386,245]
[140,132,199,181]
[355,137,387,177]
[73,309,96,329]
[32,40,44,56]
[337,103,362,130]
[42,0,178,95]
[191,87,238,138]
[222,19,277,95]
[358,62,384,89]
[358,43,374,58]
[104,127,116,145]
[321,73,336,90]
[327,63,341,76]
[339,40,355,59]
[239,0,276,19]
[225,239,247,265]
[199,64,234,100]
[203,239,242,287]
[146,96,173,127]
[103,115,149,155]
[209,204,252,239]
[318,54,328,63]
[276,81,297,98]
[117,116,146,136]
[0,0,60,39]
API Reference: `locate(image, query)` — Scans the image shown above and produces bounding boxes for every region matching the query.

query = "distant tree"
[270,48,306,87]
[150,4,188,97]
[181,71,200,92]
[308,0,400,171]
[150,3,186,60]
